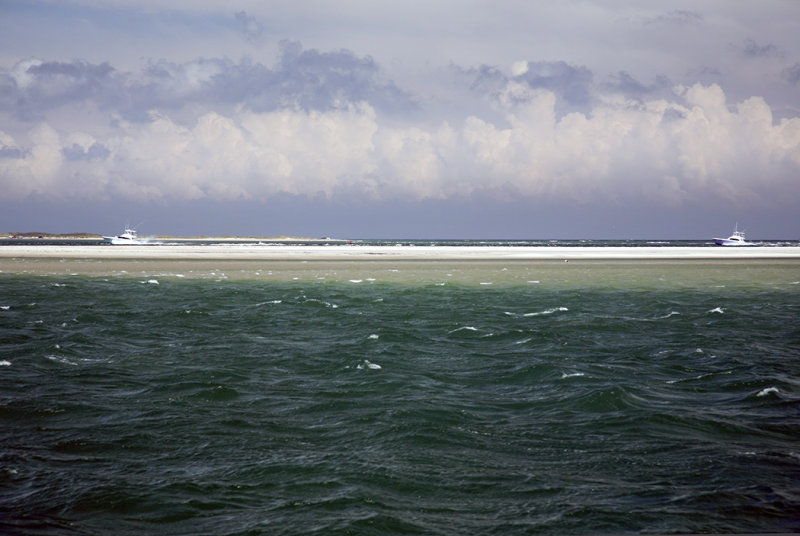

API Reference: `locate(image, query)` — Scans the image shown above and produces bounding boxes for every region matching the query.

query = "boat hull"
[104,237,144,245]
[713,238,751,246]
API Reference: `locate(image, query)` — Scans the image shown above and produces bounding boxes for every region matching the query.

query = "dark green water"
[2,264,799,535]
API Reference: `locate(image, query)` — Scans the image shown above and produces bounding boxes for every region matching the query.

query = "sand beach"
[2,243,799,283]
[2,243,800,262]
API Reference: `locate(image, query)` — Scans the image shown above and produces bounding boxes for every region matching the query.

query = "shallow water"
[2,264,799,535]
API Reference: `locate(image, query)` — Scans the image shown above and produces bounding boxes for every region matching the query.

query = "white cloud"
[0,124,64,198]
[2,83,798,209]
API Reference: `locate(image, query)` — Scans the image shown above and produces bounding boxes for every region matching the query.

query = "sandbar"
[1,244,800,261]
[2,245,800,287]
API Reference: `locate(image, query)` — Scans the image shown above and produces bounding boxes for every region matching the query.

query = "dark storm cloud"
[235,10,265,46]
[605,72,672,99]
[1,42,416,122]
[455,60,594,115]
[740,39,782,59]
[1,60,123,120]
[516,61,593,109]
[781,63,800,85]
[273,40,416,113]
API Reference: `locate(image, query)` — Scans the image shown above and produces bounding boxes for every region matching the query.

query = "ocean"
[2,260,799,535]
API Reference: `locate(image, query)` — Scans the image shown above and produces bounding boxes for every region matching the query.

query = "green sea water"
[2,261,799,535]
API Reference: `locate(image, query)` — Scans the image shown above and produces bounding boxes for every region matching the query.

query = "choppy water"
[2,263,800,535]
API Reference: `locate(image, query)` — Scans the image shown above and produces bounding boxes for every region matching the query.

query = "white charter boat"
[103,227,144,245]
[713,225,750,246]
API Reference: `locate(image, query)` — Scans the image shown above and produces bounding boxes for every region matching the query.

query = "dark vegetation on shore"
[4,232,101,238]
[3,232,334,241]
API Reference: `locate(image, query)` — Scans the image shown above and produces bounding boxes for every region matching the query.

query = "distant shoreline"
[1,233,342,242]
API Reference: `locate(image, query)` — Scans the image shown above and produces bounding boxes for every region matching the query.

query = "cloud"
[0,43,416,122]
[605,72,672,100]
[644,10,703,26]
[454,60,594,117]
[2,82,798,210]
[1,59,121,120]
[234,10,265,46]
[782,63,800,85]
[739,39,783,59]
[62,141,110,161]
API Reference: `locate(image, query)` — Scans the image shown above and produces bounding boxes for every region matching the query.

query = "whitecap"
[757,387,779,397]
[349,279,363,283]
[144,279,159,285]
[0,360,11,366]
[357,359,382,370]
[527,280,540,284]
[449,326,478,333]
[479,282,493,285]
[709,307,724,314]
[368,334,379,340]
[46,355,77,366]
[561,372,585,379]
[514,337,532,345]
[523,307,568,317]
[0,305,9,310]
[366,278,376,281]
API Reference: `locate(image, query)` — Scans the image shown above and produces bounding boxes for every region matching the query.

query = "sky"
[1,0,799,239]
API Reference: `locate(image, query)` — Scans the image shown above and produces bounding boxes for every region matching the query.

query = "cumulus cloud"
[2,81,798,209]
[1,36,799,212]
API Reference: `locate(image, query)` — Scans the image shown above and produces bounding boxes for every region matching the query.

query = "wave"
[505,307,568,317]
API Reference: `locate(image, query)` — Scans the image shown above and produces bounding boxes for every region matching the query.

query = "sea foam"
[522,307,568,317]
